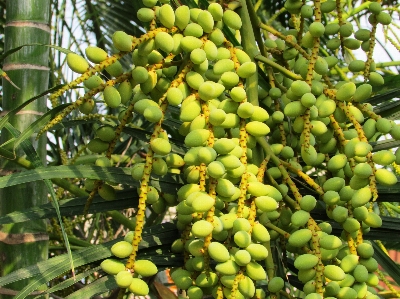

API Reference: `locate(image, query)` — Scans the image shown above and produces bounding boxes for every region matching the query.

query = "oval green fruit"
[208,242,230,262]
[116,270,133,288]
[223,10,242,30]
[85,46,108,63]
[134,259,158,277]
[111,241,132,258]
[100,259,125,275]
[159,4,175,28]
[128,278,149,295]
[67,53,89,74]
[294,254,319,270]
[288,228,312,247]
[112,31,132,52]
[324,265,345,281]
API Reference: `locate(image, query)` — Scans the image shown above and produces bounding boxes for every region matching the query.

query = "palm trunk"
[0,0,50,297]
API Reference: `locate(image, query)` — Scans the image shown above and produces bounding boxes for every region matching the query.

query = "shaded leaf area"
[64,275,117,299]
[33,266,101,298]
[0,222,182,299]
[0,165,183,193]
[372,241,400,287]
[0,189,139,224]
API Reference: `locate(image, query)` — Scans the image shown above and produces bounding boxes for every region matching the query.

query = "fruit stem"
[254,54,302,81]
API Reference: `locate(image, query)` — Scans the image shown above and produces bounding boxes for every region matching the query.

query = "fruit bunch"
[42,0,400,298]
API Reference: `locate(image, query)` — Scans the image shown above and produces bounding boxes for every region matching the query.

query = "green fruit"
[348,60,366,72]
[299,195,316,211]
[344,38,361,50]
[291,210,310,227]
[111,241,133,258]
[223,10,242,30]
[343,218,361,233]
[208,242,230,262]
[239,275,255,298]
[150,138,171,156]
[184,23,203,38]
[294,254,319,270]
[321,0,336,12]
[85,46,108,63]
[351,186,372,208]
[187,286,203,299]
[96,125,115,142]
[246,261,267,280]
[319,235,342,250]
[376,117,393,134]
[197,10,214,33]
[83,75,102,89]
[234,230,251,248]
[180,36,203,53]
[340,22,354,37]
[67,53,89,74]
[159,4,175,28]
[268,277,284,293]
[376,11,392,25]
[88,138,109,153]
[213,58,235,75]
[128,278,149,295]
[369,72,384,86]
[324,23,340,35]
[324,265,346,281]
[300,4,313,18]
[116,270,133,288]
[288,228,312,247]
[137,8,155,22]
[252,222,271,242]
[143,106,163,122]
[337,286,357,299]
[174,5,190,30]
[237,62,257,78]
[323,177,345,192]
[373,150,396,165]
[133,259,158,277]
[246,244,268,260]
[336,82,356,101]
[234,250,252,266]
[112,31,132,52]
[353,264,368,282]
[332,206,348,223]
[309,22,325,37]
[220,71,240,89]
[363,212,382,228]
[100,259,125,275]
[341,255,360,273]
[196,272,218,288]
[105,60,123,77]
[171,268,193,289]
[245,121,270,137]
[208,3,223,21]
[375,168,397,186]
[155,31,174,53]
[192,220,213,237]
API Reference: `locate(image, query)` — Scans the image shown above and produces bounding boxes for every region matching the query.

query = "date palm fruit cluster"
[43,0,400,298]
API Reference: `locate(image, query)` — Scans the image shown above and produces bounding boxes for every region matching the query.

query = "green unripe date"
[111,241,133,258]
[112,31,132,52]
[223,10,242,30]
[246,244,268,260]
[128,278,149,295]
[192,220,213,237]
[137,8,155,22]
[208,242,230,262]
[288,229,312,247]
[67,53,89,74]
[133,259,158,277]
[116,270,133,288]
[155,31,174,53]
[159,4,175,28]
[150,138,171,156]
[103,86,121,108]
[88,138,109,153]
[100,259,125,275]
[174,5,190,30]
[375,168,397,186]
[309,22,325,37]
[171,268,193,289]
[246,261,267,280]
[294,254,319,270]
[324,265,345,281]
[85,46,108,63]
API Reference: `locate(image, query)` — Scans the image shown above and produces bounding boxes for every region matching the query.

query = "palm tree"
[0,1,50,297]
